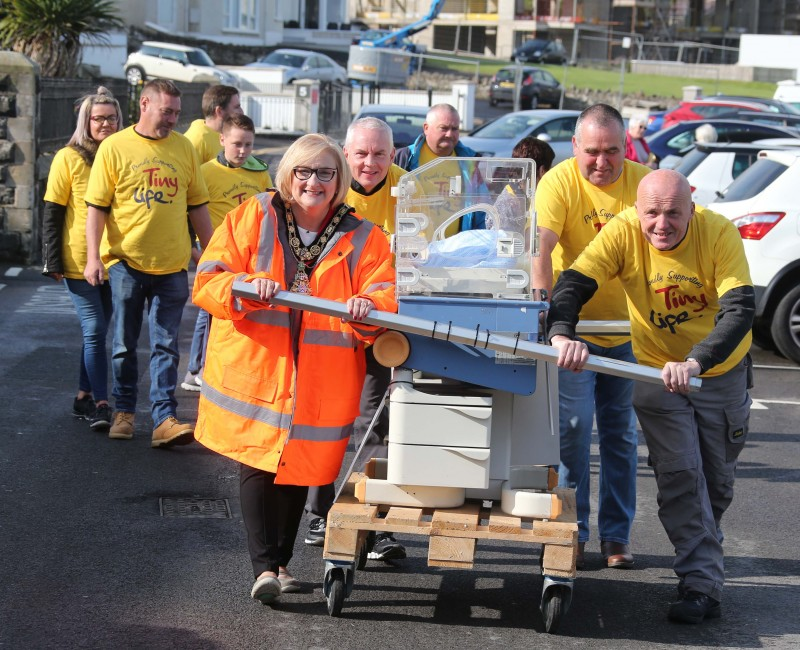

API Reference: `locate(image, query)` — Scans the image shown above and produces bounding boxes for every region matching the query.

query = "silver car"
[460,110,580,162]
[246,48,347,85]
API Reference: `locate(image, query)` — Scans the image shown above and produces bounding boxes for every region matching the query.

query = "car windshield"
[262,52,306,68]
[472,114,551,139]
[186,49,215,66]
[715,158,788,202]
[673,148,709,176]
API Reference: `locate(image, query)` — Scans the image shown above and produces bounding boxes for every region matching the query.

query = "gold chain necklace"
[285,202,351,294]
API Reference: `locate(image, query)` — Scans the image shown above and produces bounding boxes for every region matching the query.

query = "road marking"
[4,267,22,277]
[15,285,74,315]
[753,398,800,407]
[751,400,768,410]
[0,283,6,292]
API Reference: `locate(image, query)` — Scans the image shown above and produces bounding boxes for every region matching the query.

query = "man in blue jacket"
[395,103,483,231]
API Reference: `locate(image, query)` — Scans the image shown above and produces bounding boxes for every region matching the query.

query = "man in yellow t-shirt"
[533,104,651,570]
[182,114,273,393]
[548,170,754,624]
[302,116,407,561]
[84,79,213,448]
[184,85,243,163]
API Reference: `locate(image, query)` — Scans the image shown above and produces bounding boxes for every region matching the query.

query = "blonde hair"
[275,133,351,207]
[68,86,123,149]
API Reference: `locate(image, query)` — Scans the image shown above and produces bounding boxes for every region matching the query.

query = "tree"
[0,0,124,77]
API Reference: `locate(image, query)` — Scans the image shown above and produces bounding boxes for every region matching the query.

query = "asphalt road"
[1,264,798,650]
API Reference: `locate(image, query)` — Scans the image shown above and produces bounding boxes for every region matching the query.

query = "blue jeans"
[187,308,210,374]
[108,261,189,427]
[557,339,638,544]
[64,278,113,402]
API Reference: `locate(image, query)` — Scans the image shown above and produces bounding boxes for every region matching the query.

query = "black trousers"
[240,464,308,577]
[305,345,390,519]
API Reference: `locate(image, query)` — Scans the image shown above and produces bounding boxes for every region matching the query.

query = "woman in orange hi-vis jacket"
[192,134,396,606]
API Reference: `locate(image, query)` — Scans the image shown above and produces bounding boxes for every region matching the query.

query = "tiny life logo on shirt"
[134,166,179,207]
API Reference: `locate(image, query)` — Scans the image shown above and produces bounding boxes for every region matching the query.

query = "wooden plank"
[547,467,559,490]
[328,501,380,525]
[532,520,578,540]
[428,535,476,568]
[323,527,359,559]
[430,502,481,533]
[384,506,424,527]
[542,543,575,572]
[487,510,523,534]
[542,567,576,579]
[343,472,367,498]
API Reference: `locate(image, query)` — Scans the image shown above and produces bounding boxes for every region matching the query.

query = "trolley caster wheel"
[356,537,369,570]
[326,568,346,617]
[541,584,568,634]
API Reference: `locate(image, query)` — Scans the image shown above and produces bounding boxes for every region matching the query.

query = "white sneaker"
[251,575,281,605]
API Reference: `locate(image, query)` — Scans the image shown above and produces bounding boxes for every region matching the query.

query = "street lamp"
[618,36,631,111]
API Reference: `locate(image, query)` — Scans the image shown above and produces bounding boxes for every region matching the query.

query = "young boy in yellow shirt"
[182,114,273,391]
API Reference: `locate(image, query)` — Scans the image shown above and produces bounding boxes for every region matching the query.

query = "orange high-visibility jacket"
[192,191,397,485]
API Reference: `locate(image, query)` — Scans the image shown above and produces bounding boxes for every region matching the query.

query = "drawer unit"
[387,442,491,489]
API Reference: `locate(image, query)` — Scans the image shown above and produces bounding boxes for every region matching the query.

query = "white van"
[773,79,800,110]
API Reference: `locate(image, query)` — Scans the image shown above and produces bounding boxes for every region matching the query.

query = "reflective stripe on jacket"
[192,190,397,485]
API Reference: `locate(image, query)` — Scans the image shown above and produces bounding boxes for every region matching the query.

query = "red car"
[662,99,773,128]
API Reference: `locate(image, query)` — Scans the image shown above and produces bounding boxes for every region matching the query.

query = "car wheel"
[752,317,775,351]
[125,66,145,86]
[524,94,539,110]
[490,96,498,106]
[770,284,800,364]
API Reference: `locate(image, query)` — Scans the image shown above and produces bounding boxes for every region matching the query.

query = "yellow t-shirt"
[84,126,209,274]
[345,163,404,239]
[535,158,651,346]
[201,158,273,231]
[572,206,752,376]
[184,119,221,164]
[44,146,107,279]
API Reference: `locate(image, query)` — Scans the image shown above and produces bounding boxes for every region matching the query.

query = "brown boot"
[151,417,194,449]
[601,541,634,568]
[109,412,135,440]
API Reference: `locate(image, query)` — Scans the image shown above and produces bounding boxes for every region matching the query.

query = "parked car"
[644,109,667,135]
[728,110,800,128]
[460,109,580,162]
[488,66,562,110]
[708,94,800,115]
[351,104,427,149]
[674,142,800,206]
[662,99,774,128]
[511,39,568,65]
[707,149,800,363]
[124,41,236,86]
[247,48,347,84]
[646,119,800,165]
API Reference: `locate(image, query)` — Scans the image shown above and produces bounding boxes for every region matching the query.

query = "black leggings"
[240,464,309,577]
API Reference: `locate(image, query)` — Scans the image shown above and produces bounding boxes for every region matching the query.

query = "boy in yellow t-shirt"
[182,114,272,392]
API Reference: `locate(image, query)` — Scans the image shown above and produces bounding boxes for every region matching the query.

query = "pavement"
[0,263,799,649]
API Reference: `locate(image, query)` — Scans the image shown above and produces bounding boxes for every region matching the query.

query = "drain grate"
[159,497,231,518]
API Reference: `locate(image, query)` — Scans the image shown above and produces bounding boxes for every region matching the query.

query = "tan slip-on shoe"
[151,416,194,449]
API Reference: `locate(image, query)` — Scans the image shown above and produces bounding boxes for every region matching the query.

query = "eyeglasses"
[293,167,337,182]
[90,115,119,125]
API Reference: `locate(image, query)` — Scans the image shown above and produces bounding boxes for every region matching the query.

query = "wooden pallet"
[323,472,579,578]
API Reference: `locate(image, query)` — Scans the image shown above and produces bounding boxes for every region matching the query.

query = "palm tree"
[0,0,124,77]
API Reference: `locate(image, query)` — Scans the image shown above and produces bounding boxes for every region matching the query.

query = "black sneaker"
[304,517,326,547]
[72,395,96,420]
[368,533,406,561]
[89,403,112,432]
[668,591,721,624]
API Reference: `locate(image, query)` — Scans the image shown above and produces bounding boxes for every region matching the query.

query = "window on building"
[224,0,257,32]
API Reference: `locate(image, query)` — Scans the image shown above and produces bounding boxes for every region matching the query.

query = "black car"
[489,66,562,110]
[646,119,800,164]
[512,39,568,65]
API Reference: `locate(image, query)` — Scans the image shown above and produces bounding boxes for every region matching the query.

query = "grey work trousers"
[633,357,751,603]
[305,345,390,520]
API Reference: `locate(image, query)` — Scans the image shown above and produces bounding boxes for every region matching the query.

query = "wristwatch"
[685,357,702,371]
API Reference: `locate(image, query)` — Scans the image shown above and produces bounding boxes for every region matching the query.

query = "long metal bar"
[231,282,701,390]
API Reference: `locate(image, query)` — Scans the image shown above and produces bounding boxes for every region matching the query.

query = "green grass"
[423,55,778,100]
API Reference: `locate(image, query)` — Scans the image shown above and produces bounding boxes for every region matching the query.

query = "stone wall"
[0,52,37,263]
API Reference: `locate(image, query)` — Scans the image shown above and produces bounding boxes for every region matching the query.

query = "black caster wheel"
[541,584,568,634]
[326,568,346,617]
[356,536,369,570]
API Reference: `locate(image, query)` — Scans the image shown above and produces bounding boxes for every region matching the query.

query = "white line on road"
[4,267,22,277]
[753,398,800,406]
[0,283,6,292]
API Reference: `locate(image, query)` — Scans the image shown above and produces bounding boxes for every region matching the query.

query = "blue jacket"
[395,135,484,230]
